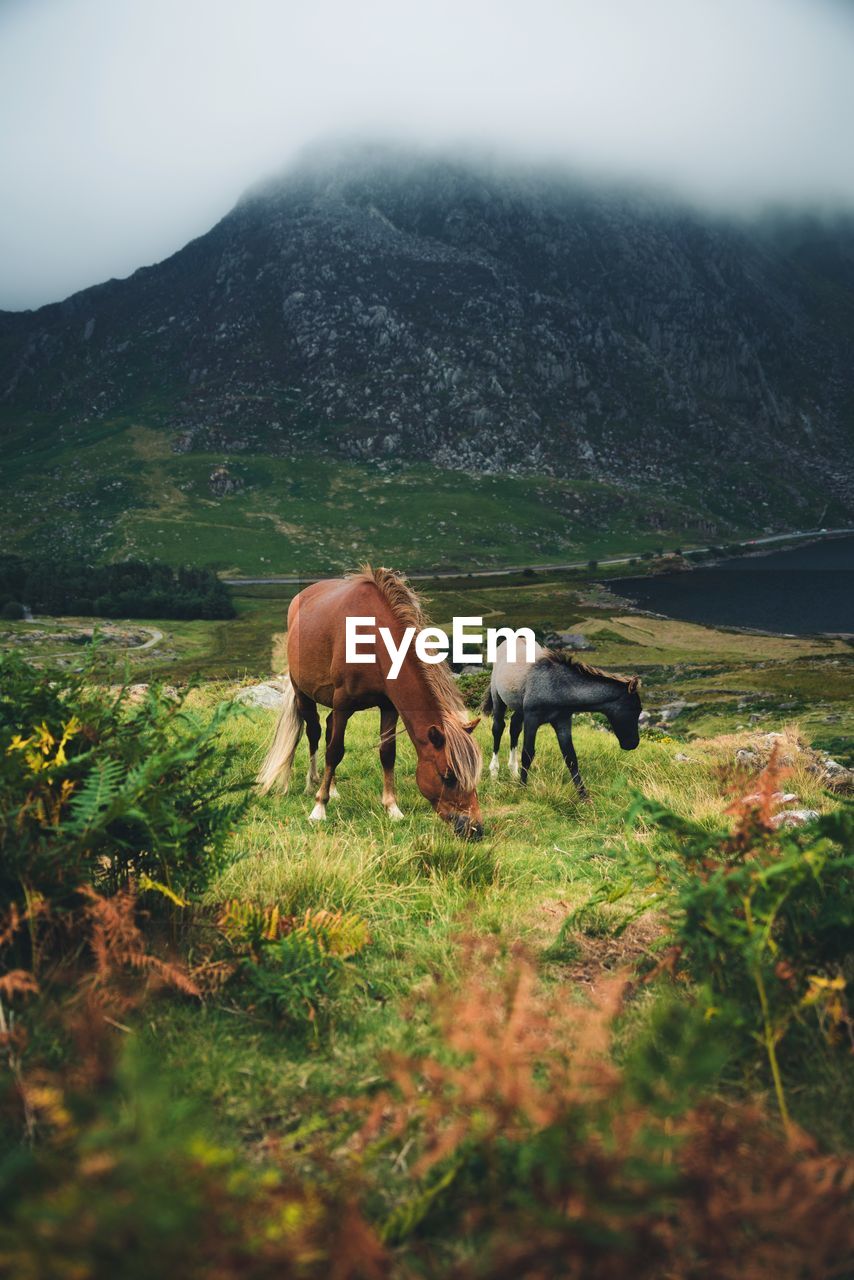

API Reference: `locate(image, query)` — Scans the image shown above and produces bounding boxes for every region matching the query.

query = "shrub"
[578,752,854,1127]
[1,602,25,621]
[0,1006,385,1280]
[358,942,854,1278]
[0,650,244,955]
[456,669,490,710]
[216,901,371,1026]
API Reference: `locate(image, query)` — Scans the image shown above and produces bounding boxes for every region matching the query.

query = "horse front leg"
[311,697,351,820]
[519,714,538,786]
[379,701,403,819]
[508,710,524,779]
[554,717,588,800]
[489,692,507,779]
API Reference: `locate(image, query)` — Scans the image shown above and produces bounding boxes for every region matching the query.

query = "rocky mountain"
[2,144,854,535]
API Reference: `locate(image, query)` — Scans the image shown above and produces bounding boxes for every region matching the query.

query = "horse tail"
[480,685,494,716]
[256,679,304,794]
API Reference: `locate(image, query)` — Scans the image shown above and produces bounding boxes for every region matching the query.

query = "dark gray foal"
[482,639,641,796]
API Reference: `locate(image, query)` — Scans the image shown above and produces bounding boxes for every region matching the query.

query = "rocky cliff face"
[2,145,853,524]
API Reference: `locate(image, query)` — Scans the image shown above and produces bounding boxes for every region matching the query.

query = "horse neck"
[564,669,620,711]
[385,655,447,746]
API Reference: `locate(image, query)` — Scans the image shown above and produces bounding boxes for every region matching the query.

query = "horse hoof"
[385,803,404,820]
[489,754,500,779]
[329,782,339,799]
[308,802,327,821]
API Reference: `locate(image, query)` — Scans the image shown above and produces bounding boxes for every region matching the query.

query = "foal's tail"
[480,685,494,716]
[256,679,304,794]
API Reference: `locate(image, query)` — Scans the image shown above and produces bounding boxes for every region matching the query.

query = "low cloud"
[1,0,852,308]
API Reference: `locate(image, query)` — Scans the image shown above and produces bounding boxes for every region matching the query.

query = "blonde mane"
[349,565,482,790]
[541,650,641,694]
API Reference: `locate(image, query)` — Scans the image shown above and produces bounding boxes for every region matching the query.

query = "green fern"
[66,758,126,833]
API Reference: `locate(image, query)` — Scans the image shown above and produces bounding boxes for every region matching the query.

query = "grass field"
[135,692,850,1160]
[0,418,749,573]
[4,586,852,1271]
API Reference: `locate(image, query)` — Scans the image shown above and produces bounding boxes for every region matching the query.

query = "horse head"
[416,719,483,840]
[601,675,642,749]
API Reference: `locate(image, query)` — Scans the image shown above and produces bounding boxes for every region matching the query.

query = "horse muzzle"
[450,814,484,841]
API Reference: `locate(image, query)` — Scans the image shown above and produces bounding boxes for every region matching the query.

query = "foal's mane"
[540,650,640,694]
[348,565,482,790]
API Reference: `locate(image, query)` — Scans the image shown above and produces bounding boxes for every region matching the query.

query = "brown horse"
[257,567,484,839]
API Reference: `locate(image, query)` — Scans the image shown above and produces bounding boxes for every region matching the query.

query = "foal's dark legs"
[519,714,539,786]
[295,691,322,794]
[508,710,524,779]
[488,692,507,778]
[553,717,588,800]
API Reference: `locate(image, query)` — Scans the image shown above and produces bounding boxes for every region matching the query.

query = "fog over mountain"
[1,0,853,308]
[2,145,853,542]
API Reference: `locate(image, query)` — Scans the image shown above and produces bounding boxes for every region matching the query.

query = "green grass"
[139,694,845,1148]
[0,419,746,574]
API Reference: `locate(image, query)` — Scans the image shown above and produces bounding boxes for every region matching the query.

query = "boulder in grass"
[772,808,820,829]
[235,682,287,709]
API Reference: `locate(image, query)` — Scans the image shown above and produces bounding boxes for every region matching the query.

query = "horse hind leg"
[297,693,322,794]
[489,691,507,779]
[508,710,524,779]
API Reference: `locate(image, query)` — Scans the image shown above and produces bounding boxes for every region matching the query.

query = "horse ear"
[463,717,480,734]
[628,676,640,694]
[427,725,446,749]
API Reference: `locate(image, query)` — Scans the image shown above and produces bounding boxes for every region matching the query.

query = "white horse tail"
[256,680,304,794]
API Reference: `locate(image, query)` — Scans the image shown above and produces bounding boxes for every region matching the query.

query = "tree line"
[0,555,236,620]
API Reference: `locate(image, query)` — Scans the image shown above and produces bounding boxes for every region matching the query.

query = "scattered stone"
[659,700,687,723]
[113,683,179,703]
[638,710,651,726]
[745,790,798,804]
[772,808,820,829]
[234,681,286,709]
[673,751,690,762]
[209,465,243,497]
[546,631,594,651]
[735,748,760,768]
[748,713,761,724]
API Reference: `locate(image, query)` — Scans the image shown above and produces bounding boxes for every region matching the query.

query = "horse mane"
[540,649,641,694]
[348,565,482,790]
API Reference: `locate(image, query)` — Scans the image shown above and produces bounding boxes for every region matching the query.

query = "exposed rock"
[638,710,651,726]
[546,632,594,651]
[736,748,760,768]
[117,683,179,703]
[659,700,697,724]
[772,808,820,829]
[208,465,243,497]
[673,751,690,762]
[234,681,287,709]
[2,144,853,531]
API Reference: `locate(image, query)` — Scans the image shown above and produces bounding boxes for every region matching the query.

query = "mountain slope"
[2,146,853,567]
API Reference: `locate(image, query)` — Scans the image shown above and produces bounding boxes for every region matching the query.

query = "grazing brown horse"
[257,567,484,839]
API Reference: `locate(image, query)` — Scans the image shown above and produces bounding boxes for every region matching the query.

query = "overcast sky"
[1,0,853,310]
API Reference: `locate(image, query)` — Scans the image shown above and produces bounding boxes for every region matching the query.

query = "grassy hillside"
[1,418,750,573]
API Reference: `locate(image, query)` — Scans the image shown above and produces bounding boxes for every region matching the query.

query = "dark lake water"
[612,536,854,635]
